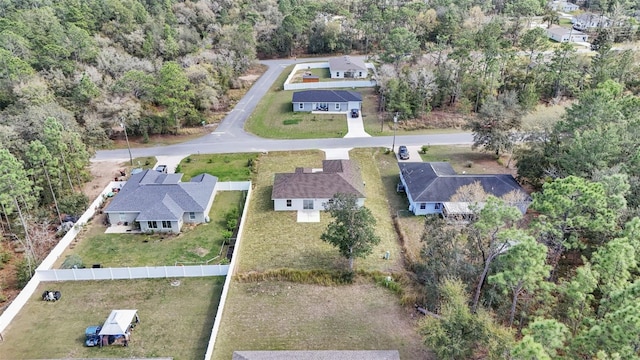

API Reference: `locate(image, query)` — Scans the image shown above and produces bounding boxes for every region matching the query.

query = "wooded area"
[1,0,640,358]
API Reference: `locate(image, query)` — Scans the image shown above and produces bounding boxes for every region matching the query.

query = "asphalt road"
[94,57,474,161]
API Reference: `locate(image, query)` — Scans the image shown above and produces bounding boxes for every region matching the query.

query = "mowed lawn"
[177,153,258,181]
[211,281,431,360]
[61,191,244,267]
[236,149,403,273]
[0,277,223,360]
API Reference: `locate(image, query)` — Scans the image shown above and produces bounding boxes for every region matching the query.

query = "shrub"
[465,160,473,168]
[175,164,181,173]
[59,193,89,215]
[421,145,429,154]
[226,218,238,231]
[16,258,35,288]
[185,157,192,163]
[61,254,84,269]
[221,230,233,239]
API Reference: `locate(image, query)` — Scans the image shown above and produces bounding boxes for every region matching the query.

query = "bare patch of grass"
[521,103,568,132]
[0,278,223,360]
[211,281,431,360]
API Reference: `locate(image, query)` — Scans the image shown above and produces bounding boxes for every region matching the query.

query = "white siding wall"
[140,220,179,233]
[107,212,138,225]
[274,197,365,211]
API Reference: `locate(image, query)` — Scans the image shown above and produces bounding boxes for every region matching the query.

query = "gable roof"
[328,56,367,72]
[399,162,530,202]
[547,25,587,37]
[272,160,365,199]
[292,90,362,103]
[104,170,217,220]
[99,309,137,336]
[233,350,400,360]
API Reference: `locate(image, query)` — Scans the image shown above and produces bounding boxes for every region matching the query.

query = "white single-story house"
[272,160,365,211]
[398,162,531,218]
[328,56,368,79]
[548,1,579,12]
[572,13,610,31]
[547,25,589,43]
[103,169,217,233]
[292,90,362,112]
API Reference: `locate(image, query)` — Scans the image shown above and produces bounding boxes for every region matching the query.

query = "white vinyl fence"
[37,265,229,281]
[215,181,251,191]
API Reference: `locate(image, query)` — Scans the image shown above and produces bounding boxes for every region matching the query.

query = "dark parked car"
[155,165,167,173]
[350,108,359,118]
[85,325,102,347]
[398,146,409,160]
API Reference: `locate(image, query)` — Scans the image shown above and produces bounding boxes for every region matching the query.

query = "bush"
[226,218,238,231]
[175,164,181,173]
[221,229,233,239]
[16,258,35,288]
[59,193,89,215]
[421,145,429,154]
[185,157,192,163]
[61,254,84,269]
[465,161,473,168]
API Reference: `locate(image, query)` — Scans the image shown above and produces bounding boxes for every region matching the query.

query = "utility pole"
[391,112,398,152]
[121,121,133,166]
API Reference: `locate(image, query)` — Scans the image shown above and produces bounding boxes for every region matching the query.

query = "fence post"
[110,267,114,280]
[127,267,132,280]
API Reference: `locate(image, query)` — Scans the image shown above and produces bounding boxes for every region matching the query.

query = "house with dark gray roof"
[103,169,217,233]
[398,162,531,218]
[272,160,365,212]
[292,90,362,112]
[328,55,368,79]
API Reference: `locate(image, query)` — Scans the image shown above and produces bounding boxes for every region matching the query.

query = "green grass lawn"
[63,191,245,267]
[290,67,331,82]
[0,277,223,360]
[177,153,258,181]
[237,149,403,273]
[211,281,431,360]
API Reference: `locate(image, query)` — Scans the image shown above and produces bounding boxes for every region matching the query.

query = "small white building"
[572,13,610,31]
[548,1,580,12]
[328,56,368,79]
[547,25,589,43]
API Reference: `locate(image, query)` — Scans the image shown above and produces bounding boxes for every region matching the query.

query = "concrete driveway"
[395,145,423,162]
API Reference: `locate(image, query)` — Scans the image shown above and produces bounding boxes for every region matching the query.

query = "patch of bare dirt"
[398,110,469,130]
[82,160,127,201]
[193,247,210,257]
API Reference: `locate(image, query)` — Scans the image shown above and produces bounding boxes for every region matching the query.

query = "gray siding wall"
[293,102,352,112]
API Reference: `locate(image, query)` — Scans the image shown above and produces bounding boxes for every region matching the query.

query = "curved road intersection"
[94,57,473,162]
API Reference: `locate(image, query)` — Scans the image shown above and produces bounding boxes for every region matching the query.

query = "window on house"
[435,203,442,210]
[162,221,171,228]
[286,199,292,207]
[359,71,362,77]
[298,103,303,109]
[148,221,158,229]
[420,203,426,210]
[189,212,196,220]
[303,200,314,210]
[336,72,340,77]
[335,103,340,110]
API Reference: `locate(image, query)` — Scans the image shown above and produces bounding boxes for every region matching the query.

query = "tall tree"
[469,196,523,312]
[467,91,524,156]
[380,27,419,73]
[420,278,514,360]
[42,117,74,192]
[320,193,380,271]
[25,139,62,222]
[489,232,551,326]
[153,61,198,131]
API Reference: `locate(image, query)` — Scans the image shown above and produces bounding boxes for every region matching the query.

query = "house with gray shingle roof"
[272,160,365,212]
[398,162,530,218]
[328,55,368,79]
[292,90,362,112]
[104,169,217,233]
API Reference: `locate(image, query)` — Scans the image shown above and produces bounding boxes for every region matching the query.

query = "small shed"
[98,309,139,346]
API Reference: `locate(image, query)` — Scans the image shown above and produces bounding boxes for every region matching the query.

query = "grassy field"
[177,153,258,181]
[0,277,223,360]
[236,149,403,273]
[521,103,568,131]
[211,280,431,360]
[59,191,245,267]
